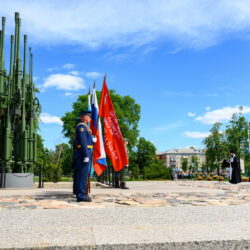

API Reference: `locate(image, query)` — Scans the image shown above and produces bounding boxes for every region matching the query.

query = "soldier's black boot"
[115,176,120,188]
[120,181,129,189]
[77,196,92,202]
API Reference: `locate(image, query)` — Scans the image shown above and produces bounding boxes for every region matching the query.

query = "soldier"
[73,111,93,202]
[72,118,82,196]
[114,138,129,189]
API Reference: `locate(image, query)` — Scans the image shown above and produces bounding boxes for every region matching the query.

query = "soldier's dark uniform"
[73,115,93,202]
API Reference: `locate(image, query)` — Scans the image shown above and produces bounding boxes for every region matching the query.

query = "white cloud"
[63,63,75,69]
[183,131,210,139]
[86,72,102,79]
[65,92,75,97]
[69,71,80,76]
[47,67,59,72]
[205,106,211,111]
[3,1,250,49]
[36,84,46,93]
[195,106,250,124]
[166,48,182,55]
[43,74,85,91]
[187,112,196,117]
[40,113,63,125]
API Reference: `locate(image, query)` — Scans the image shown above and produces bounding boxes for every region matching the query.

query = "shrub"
[242,177,249,182]
[218,176,224,181]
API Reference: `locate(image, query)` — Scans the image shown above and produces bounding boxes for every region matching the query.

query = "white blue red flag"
[91,86,107,175]
[87,87,95,176]
[87,87,91,112]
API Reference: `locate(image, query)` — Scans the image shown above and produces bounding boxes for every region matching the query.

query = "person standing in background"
[228,150,242,184]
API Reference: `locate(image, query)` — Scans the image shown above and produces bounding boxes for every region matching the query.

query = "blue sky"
[1,0,250,151]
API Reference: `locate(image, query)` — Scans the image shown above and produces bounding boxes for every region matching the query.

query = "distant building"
[157,147,206,170]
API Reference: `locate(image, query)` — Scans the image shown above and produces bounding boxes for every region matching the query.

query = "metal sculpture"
[0,13,40,188]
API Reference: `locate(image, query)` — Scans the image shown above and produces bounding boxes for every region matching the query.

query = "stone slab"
[0,205,250,249]
[1,181,250,249]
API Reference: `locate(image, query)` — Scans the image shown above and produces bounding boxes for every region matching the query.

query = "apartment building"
[157,147,206,170]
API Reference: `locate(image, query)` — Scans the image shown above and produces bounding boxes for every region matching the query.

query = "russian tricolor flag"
[91,86,107,176]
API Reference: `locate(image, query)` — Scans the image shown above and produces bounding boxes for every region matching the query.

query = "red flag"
[99,76,128,172]
[90,86,107,176]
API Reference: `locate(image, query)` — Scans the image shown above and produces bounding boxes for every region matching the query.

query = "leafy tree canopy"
[203,122,228,173]
[181,158,188,172]
[225,113,249,158]
[61,90,141,151]
[203,113,250,175]
[129,137,172,180]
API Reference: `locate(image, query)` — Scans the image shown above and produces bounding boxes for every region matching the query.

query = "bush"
[242,177,249,182]
[143,160,172,180]
[44,163,62,183]
[129,164,140,179]
[218,176,224,181]
[207,176,212,181]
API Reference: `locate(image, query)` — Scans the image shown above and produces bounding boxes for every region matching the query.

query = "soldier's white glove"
[92,137,97,143]
[83,157,89,163]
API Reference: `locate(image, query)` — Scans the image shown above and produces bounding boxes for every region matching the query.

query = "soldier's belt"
[77,145,93,149]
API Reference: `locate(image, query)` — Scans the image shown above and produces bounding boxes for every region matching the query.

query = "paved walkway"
[1,181,250,249]
[1,181,250,209]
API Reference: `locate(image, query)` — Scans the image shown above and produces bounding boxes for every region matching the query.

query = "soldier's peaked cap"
[79,110,92,116]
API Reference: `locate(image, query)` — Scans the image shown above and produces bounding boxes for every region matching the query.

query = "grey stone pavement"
[1,181,250,249]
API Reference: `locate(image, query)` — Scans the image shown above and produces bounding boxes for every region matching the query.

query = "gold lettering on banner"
[105,138,119,160]
[104,116,121,140]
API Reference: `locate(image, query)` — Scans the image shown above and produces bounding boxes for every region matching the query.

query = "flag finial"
[93,81,96,89]
[104,73,106,82]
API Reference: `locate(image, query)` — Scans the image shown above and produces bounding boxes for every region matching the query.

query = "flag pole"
[86,85,92,196]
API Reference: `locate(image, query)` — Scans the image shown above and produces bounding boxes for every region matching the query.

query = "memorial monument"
[0,13,40,188]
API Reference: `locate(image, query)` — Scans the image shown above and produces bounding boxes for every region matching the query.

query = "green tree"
[35,134,45,175]
[201,162,206,173]
[35,134,50,177]
[225,113,249,159]
[181,158,188,172]
[45,161,62,183]
[136,137,157,178]
[61,146,73,176]
[143,159,172,179]
[61,90,141,152]
[203,122,228,175]
[244,155,250,176]
[191,155,199,172]
[225,113,250,176]
[132,137,172,180]
[43,144,66,182]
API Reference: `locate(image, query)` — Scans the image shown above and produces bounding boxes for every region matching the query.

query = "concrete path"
[1,181,250,249]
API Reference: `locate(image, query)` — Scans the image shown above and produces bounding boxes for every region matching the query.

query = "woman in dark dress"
[229,150,242,184]
[222,150,242,184]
